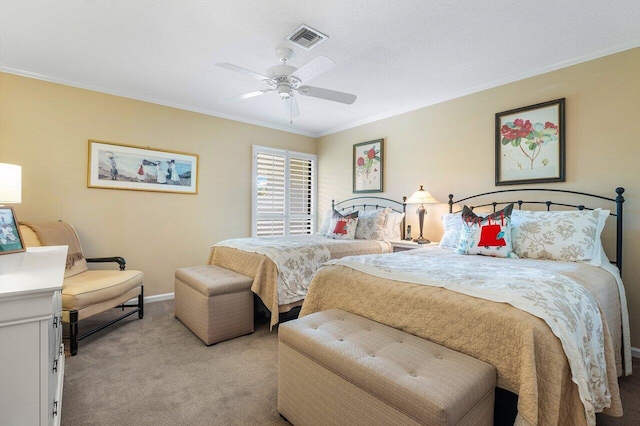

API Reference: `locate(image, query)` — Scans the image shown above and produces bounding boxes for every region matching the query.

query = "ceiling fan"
[216,47,357,123]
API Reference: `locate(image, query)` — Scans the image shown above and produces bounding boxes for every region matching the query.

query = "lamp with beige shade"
[406,185,438,244]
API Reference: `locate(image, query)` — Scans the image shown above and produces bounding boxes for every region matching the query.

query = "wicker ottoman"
[174,265,254,345]
[278,309,496,426]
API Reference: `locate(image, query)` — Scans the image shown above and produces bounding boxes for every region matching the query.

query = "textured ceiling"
[2,0,640,137]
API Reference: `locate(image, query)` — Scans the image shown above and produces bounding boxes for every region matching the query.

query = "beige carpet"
[62,300,289,426]
[62,300,640,426]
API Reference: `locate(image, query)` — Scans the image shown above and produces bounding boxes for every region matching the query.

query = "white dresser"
[0,246,67,426]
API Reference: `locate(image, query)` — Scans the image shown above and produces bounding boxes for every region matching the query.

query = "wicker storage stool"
[174,265,254,345]
[278,309,496,426]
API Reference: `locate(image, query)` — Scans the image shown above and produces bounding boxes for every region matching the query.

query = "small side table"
[391,241,438,252]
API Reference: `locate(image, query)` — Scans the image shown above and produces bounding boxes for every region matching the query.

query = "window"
[252,145,317,237]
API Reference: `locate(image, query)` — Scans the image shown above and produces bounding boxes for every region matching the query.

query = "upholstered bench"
[174,265,254,345]
[278,309,496,426]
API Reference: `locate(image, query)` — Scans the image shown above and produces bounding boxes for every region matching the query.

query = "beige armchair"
[20,221,143,356]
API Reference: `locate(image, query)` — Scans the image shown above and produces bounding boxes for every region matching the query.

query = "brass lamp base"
[413,237,431,244]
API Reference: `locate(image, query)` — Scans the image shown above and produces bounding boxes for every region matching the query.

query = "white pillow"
[510,209,609,263]
[355,208,389,240]
[318,210,333,236]
[383,211,405,241]
[439,213,462,249]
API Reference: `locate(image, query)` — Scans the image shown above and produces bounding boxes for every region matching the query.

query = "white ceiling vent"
[286,24,328,50]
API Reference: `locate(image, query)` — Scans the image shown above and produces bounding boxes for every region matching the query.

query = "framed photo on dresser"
[0,206,25,255]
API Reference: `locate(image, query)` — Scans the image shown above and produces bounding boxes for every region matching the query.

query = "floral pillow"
[329,211,359,240]
[456,204,517,258]
[355,208,389,240]
[510,209,608,263]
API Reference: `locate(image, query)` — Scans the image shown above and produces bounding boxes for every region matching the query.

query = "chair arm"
[86,257,127,271]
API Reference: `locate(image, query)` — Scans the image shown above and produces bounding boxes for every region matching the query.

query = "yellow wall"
[0,73,316,296]
[317,47,640,348]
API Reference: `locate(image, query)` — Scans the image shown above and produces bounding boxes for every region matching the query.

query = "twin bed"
[208,196,406,326]
[208,188,630,426]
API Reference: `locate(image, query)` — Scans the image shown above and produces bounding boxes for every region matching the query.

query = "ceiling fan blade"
[297,85,357,104]
[216,63,269,82]
[283,96,300,122]
[218,89,273,104]
[292,56,335,83]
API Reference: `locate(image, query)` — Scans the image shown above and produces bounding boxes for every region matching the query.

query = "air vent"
[286,24,328,50]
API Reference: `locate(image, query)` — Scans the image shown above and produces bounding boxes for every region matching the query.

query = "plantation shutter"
[252,146,316,237]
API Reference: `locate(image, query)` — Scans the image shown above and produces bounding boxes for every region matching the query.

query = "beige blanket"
[22,221,87,278]
[300,255,625,426]
[207,238,388,327]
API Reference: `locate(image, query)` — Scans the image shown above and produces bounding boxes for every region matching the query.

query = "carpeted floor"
[62,300,288,426]
[62,300,640,426]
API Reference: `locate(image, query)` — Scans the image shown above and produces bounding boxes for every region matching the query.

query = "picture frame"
[353,138,384,193]
[495,98,565,186]
[0,206,26,255]
[88,140,199,194]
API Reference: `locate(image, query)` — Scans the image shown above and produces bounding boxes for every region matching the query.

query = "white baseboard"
[144,292,175,303]
[632,346,640,359]
[126,292,175,305]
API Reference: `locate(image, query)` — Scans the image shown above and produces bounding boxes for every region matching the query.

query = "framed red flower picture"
[495,98,565,186]
[353,139,384,193]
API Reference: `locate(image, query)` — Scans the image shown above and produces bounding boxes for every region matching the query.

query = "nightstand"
[391,241,437,252]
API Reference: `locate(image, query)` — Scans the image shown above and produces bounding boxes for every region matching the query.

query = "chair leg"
[138,285,144,319]
[69,310,79,356]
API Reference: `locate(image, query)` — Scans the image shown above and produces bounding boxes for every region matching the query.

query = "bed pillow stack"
[440,206,610,264]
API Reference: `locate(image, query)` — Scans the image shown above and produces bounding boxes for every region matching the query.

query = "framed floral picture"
[353,139,384,193]
[495,98,565,186]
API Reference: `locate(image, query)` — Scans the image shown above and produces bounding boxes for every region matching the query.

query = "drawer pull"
[52,359,58,373]
[53,316,59,328]
[53,400,58,416]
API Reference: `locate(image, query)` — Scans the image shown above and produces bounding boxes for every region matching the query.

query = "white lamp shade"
[406,185,438,205]
[0,163,22,204]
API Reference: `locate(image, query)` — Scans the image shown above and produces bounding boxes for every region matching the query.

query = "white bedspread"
[325,247,628,426]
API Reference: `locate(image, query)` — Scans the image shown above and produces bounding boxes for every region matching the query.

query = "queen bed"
[207,196,406,327]
[299,188,630,426]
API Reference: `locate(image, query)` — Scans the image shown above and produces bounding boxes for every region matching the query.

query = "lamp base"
[413,237,431,244]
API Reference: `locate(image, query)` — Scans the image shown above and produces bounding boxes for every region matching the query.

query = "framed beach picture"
[0,206,25,255]
[495,98,565,186]
[88,140,199,194]
[353,138,384,193]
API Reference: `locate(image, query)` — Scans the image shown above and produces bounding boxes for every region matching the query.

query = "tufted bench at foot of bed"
[278,309,496,426]
[174,265,254,345]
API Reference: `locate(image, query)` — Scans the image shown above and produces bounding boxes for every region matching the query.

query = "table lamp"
[406,185,438,244]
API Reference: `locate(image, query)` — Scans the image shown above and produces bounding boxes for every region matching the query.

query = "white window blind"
[252,146,317,237]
